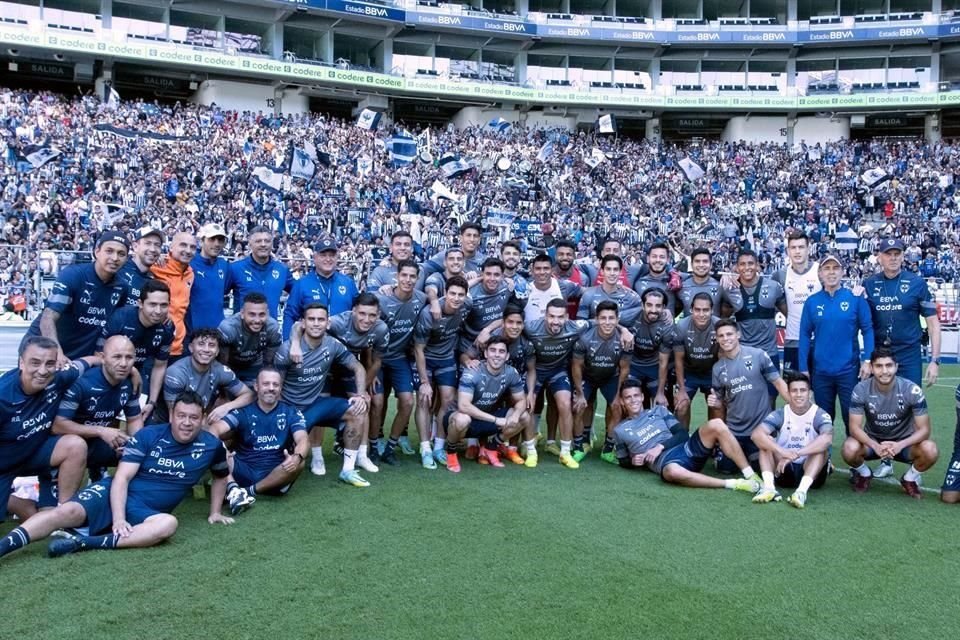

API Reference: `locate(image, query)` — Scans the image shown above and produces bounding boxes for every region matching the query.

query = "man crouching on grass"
[0,391,234,561]
[611,379,762,494]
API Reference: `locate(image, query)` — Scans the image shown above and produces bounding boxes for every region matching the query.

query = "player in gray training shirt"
[630,242,679,315]
[373,260,428,466]
[627,288,676,408]
[366,230,414,292]
[750,371,834,508]
[327,294,390,389]
[842,348,939,498]
[572,301,631,460]
[677,247,743,316]
[577,255,644,327]
[462,307,536,390]
[672,293,720,428]
[729,250,786,366]
[159,328,254,424]
[459,258,512,354]
[277,303,377,486]
[424,247,466,308]
[442,337,532,473]
[413,276,470,469]
[610,380,762,493]
[217,292,281,384]
[709,318,789,473]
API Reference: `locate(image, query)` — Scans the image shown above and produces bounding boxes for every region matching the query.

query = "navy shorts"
[629,362,661,393]
[684,373,713,397]
[534,368,571,396]
[424,356,458,388]
[715,434,760,474]
[72,479,163,536]
[443,407,508,438]
[0,435,62,522]
[941,453,960,492]
[656,431,712,478]
[777,460,828,489]
[377,357,416,395]
[300,397,350,430]
[583,376,619,405]
[232,457,293,496]
[864,445,914,464]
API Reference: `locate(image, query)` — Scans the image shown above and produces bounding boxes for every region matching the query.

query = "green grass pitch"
[4,369,960,640]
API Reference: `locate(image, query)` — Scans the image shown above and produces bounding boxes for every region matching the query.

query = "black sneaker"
[367,446,380,464]
[380,447,400,466]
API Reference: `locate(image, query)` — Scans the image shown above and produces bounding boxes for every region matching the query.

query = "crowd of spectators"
[2,85,960,317]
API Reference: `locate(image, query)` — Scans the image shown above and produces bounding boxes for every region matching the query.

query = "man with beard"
[99,280,174,423]
[628,288,676,409]
[117,227,163,304]
[25,231,131,365]
[524,253,583,324]
[413,276,469,469]
[188,223,232,333]
[218,292,282,385]
[227,226,293,319]
[283,235,358,339]
[631,242,681,316]
[53,336,143,480]
[499,240,529,304]
[552,240,590,318]
[677,247,741,317]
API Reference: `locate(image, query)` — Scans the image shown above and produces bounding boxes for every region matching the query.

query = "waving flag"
[585,148,606,169]
[678,157,706,182]
[21,144,61,170]
[290,146,316,181]
[438,152,472,178]
[597,114,617,134]
[251,166,285,193]
[387,133,417,166]
[537,140,555,163]
[488,117,512,134]
[356,108,382,131]
[836,224,859,251]
[861,167,890,189]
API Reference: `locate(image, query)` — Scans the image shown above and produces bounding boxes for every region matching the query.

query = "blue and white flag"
[836,224,859,251]
[861,167,890,189]
[356,155,373,177]
[387,133,417,166]
[430,179,460,202]
[488,117,512,134]
[536,140,554,163]
[290,146,316,181]
[251,165,285,193]
[356,108,382,131]
[21,144,61,170]
[678,156,706,182]
[597,114,617,134]
[584,148,606,169]
[438,152,472,178]
[504,175,528,191]
[104,84,120,110]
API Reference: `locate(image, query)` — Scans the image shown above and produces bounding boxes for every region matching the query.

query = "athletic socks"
[369,438,380,453]
[226,481,239,495]
[573,435,585,452]
[384,437,399,454]
[466,438,480,448]
[358,444,371,461]
[602,436,615,453]
[797,475,814,493]
[583,426,593,443]
[0,527,30,558]
[761,471,776,491]
[76,533,120,551]
[419,441,432,455]
[741,467,755,480]
[903,465,922,482]
[723,479,740,490]
[853,463,872,477]
[434,437,446,452]
[522,439,537,455]
[246,485,257,497]
[343,449,358,472]
[311,447,323,461]
[560,440,572,456]
[446,441,459,454]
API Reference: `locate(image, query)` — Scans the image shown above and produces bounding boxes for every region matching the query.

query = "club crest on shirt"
[339,286,347,295]
[277,413,286,431]
[111,291,121,307]
[710,287,718,295]
[191,448,203,460]
[807,282,815,292]
[900,283,909,294]
[761,287,769,297]
[272,270,280,279]
[744,356,753,370]
[840,301,849,312]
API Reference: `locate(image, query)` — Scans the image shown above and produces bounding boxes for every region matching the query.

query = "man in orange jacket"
[151,231,196,360]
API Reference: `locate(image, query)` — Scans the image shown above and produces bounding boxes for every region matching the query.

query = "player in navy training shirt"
[0,337,93,524]
[210,368,309,497]
[24,231,131,364]
[0,391,235,561]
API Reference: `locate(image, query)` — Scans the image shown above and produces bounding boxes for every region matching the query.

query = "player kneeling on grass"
[209,367,309,512]
[443,337,533,473]
[611,380,762,493]
[750,371,833,508]
[842,348,938,499]
[0,391,234,561]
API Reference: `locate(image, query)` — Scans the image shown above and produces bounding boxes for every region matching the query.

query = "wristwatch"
[933,358,942,366]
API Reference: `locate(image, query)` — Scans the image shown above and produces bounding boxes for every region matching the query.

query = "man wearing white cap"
[188,223,232,334]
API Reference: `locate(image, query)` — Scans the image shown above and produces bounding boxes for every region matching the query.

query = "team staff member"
[228,226,293,319]
[798,254,874,434]
[842,349,939,498]
[0,391,234,561]
[283,235,358,339]
[773,231,821,372]
[863,237,940,479]
[117,227,163,304]
[25,231,131,365]
[151,231,196,361]
[187,223,233,333]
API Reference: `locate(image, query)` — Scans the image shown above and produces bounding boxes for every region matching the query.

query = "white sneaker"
[873,459,894,478]
[311,455,326,476]
[357,456,379,473]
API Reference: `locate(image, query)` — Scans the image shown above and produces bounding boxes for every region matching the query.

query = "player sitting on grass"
[750,371,834,508]
[611,379,762,493]
[0,391,234,561]
[842,348,939,499]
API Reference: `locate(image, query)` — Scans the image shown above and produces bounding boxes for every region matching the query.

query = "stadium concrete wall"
[794,116,851,144]
[452,106,579,131]
[191,80,309,114]
[723,116,789,144]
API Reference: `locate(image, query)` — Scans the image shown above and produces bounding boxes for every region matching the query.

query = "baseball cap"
[313,236,338,253]
[879,237,905,252]
[819,254,842,268]
[198,223,227,239]
[135,226,164,242]
[95,230,130,250]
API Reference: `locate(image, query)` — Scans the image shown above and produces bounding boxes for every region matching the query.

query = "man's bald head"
[101,335,136,382]
[102,334,135,356]
[170,232,197,265]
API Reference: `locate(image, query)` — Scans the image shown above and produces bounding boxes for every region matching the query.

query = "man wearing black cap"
[863,237,941,478]
[117,227,163,305]
[24,231,131,365]
[282,235,358,340]
[798,254,875,434]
